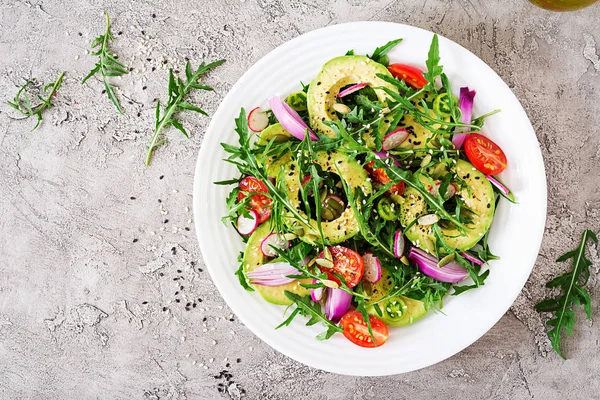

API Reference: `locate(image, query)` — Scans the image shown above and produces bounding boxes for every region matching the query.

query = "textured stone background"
[1,0,600,399]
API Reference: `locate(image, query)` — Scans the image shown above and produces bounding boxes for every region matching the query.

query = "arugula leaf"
[235,252,254,292]
[281,291,343,340]
[423,34,442,92]
[145,59,224,165]
[536,229,598,359]
[368,38,403,66]
[8,72,65,130]
[82,13,128,114]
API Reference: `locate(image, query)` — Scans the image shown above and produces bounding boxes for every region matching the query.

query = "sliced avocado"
[282,150,372,245]
[364,268,427,326]
[306,56,399,138]
[399,159,495,253]
[256,123,292,146]
[242,222,310,305]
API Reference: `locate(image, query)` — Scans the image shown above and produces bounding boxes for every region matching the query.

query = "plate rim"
[193,20,547,376]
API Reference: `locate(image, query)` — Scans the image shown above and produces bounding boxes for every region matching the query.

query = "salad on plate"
[218,35,515,348]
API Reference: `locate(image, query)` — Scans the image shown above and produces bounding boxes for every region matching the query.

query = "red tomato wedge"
[237,176,272,224]
[388,64,428,89]
[365,161,406,196]
[318,246,364,288]
[463,133,507,175]
[340,311,388,348]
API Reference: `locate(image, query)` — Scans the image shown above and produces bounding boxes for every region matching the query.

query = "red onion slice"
[268,96,318,141]
[338,83,368,98]
[408,247,469,283]
[382,128,409,151]
[461,252,484,266]
[374,150,401,167]
[452,87,476,149]
[324,288,352,322]
[247,261,298,286]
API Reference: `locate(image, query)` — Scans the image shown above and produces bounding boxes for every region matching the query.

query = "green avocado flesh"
[256,123,292,146]
[364,268,427,326]
[306,56,399,138]
[282,150,372,245]
[242,222,310,305]
[399,159,495,253]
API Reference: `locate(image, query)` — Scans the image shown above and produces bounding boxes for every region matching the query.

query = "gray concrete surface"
[1,0,599,399]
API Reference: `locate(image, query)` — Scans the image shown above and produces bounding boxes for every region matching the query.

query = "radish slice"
[325,288,352,322]
[338,83,368,98]
[461,251,484,265]
[260,233,290,258]
[247,107,269,132]
[428,182,458,199]
[237,210,258,236]
[394,230,405,258]
[310,279,325,302]
[363,253,381,283]
[382,128,409,151]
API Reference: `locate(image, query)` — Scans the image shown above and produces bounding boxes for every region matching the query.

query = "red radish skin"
[382,129,409,151]
[247,107,269,132]
[394,231,406,258]
[338,83,368,98]
[237,210,259,236]
[260,233,290,258]
[310,279,325,302]
[363,253,382,283]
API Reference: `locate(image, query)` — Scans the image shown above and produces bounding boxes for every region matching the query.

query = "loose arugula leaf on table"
[535,229,598,359]
[145,59,224,166]
[279,291,343,340]
[82,13,128,114]
[368,38,403,66]
[8,72,65,130]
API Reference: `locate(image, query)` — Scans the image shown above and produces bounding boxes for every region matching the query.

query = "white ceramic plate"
[194,22,546,376]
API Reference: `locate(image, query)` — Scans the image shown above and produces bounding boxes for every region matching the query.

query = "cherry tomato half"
[340,311,389,348]
[237,176,272,224]
[463,133,507,175]
[388,64,428,89]
[365,161,406,196]
[318,246,364,288]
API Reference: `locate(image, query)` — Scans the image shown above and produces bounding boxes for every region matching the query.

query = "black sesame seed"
[130,196,136,200]
[159,272,164,277]
[78,32,82,36]
[137,112,141,117]
[152,13,156,18]
[192,303,196,308]
[152,67,156,72]
[487,203,491,208]
[177,269,182,273]
[185,307,190,311]
[129,67,134,72]
[158,199,162,203]
[203,317,207,322]
[159,175,164,180]
[180,285,184,290]
[175,291,179,295]
[237,358,241,363]
[162,307,167,311]
[133,238,138,243]
[226,363,230,368]
[101,89,106,94]
[142,301,148,304]
[146,58,152,62]
[142,86,147,90]
[185,227,190,231]
[141,30,145,35]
